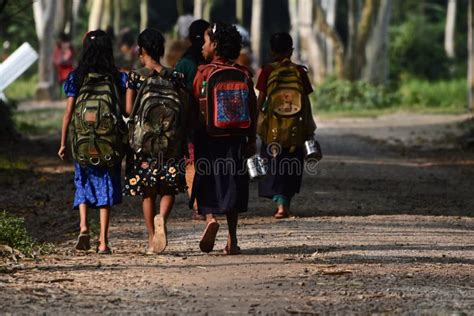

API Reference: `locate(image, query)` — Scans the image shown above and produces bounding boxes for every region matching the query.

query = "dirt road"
[1,112,473,314]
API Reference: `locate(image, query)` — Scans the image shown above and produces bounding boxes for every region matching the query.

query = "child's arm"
[125,88,136,117]
[58,97,75,160]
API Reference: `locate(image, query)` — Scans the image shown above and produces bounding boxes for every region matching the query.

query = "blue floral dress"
[64,71,128,209]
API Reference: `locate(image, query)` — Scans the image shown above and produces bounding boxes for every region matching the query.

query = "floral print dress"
[123,69,187,197]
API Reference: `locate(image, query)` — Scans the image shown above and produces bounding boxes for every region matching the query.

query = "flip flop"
[152,214,167,254]
[96,246,112,255]
[199,221,219,253]
[75,233,91,251]
[223,244,242,255]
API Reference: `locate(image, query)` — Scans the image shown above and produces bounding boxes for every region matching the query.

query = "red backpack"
[197,62,252,137]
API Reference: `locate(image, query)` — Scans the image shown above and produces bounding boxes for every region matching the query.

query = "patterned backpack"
[197,62,252,137]
[128,67,187,159]
[70,73,126,167]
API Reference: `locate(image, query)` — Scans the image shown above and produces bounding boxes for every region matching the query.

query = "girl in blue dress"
[58,30,127,254]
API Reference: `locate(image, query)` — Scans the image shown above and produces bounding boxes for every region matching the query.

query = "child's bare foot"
[96,240,111,254]
[152,214,167,254]
[223,237,241,255]
[274,205,289,219]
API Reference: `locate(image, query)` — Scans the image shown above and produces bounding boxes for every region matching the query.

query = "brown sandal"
[199,221,219,253]
[223,244,241,255]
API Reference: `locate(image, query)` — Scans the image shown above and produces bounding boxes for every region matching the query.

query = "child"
[191,22,257,255]
[256,32,316,219]
[123,28,187,255]
[58,30,127,254]
[175,19,210,220]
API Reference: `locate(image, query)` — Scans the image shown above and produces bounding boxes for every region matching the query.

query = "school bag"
[197,62,252,137]
[128,67,187,159]
[259,59,310,149]
[70,73,126,167]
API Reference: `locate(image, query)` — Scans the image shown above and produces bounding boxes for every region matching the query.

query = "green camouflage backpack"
[70,73,126,167]
[128,67,187,159]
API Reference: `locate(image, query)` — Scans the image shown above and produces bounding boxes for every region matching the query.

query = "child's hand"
[58,146,66,160]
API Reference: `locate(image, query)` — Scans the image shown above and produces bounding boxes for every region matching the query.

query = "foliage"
[390,14,449,80]
[4,73,37,102]
[312,78,399,112]
[14,107,63,136]
[0,211,54,256]
[397,77,467,111]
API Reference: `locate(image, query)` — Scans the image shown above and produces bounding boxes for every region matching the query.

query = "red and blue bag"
[198,62,252,137]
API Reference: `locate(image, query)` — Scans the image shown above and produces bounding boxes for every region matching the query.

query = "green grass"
[4,74,38,102]
[0,211,54,256]
[14,108,63,136]
[0,155,29,170]
[312,78,468,117]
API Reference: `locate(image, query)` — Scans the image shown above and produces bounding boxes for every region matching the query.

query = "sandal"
[223,244,241,255]
[75,232,91,251]
[96,245,112,255]
[199,220,219,253]
[152,214,167,254]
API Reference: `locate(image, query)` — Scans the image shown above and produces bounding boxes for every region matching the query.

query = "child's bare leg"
[159,195,175,222]
[205,213,216,224]
[79,204,88,233]
[226,211,239,249]
[143,188,157,248]
[98,206,110,251]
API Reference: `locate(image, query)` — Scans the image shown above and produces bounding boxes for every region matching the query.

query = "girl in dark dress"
[256,32,316,219]
[192,22,257,255]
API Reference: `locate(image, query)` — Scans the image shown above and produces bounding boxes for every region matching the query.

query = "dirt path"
[1,112,473,314]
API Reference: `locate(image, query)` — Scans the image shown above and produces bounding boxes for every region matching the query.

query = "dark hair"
[137,28,165,62]
[270,32,293,55]
[184,19,210,64]
[207,22,242,60]
[119,31,135,47]
[74,30,121,90]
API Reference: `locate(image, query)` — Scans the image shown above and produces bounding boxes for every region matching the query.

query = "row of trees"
[0,0,473,110]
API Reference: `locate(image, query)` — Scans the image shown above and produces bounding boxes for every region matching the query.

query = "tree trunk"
[289,0,300,62]
[71,0,81,38]
[203,0,213,21]
[468,0,474,111]
[140,0,148,31]
[113,0,121,33]
[353,0,378,80]
[314,0,345,80]
[345,0,361,80]
[54,0,66,35]
[88,0,104,31]
[362,0,392,84]
[298,0,322,83]
[194,0,203,18]
[101,0,112,31]
[321,0,337,75]
[236,0,244,24]
[251,0,263,68]
[34,0,57,101]
[445,0,457,59]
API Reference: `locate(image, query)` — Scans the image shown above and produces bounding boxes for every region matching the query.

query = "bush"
[390,14,450,80]
[0,211,54,256]
[312,78,399,111]
[398,77,467,110]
